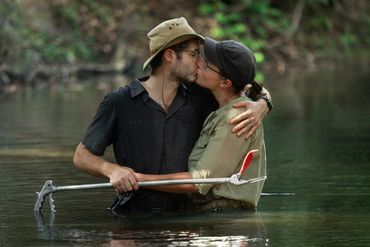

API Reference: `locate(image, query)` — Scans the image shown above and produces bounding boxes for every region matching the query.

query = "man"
[134,37,267,212]
[73,17,272,212]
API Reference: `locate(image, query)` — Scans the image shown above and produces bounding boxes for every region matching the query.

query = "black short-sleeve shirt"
[83,77,217,211]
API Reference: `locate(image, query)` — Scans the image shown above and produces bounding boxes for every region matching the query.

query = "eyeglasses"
[203,58,222,75]
[199,52,222,75]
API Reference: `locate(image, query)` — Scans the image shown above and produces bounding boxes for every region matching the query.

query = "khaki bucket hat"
[142,17,204,70]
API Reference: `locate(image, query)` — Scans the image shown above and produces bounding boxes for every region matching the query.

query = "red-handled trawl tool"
[34,149,266,213]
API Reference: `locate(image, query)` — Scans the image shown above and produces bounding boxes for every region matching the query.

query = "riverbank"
[1,1,369,93]
[1,52,369,95]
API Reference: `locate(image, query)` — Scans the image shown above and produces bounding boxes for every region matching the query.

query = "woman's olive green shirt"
[188,96,266,208]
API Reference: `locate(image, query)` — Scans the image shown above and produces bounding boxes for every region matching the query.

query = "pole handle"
[239,149,259,175]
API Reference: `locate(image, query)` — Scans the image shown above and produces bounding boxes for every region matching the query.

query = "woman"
[135,37,266,210]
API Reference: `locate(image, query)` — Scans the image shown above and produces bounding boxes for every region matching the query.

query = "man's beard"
[173,70,197,84]
[172,61,197,83]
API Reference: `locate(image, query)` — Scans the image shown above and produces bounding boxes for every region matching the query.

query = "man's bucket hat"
[143,17,204,70]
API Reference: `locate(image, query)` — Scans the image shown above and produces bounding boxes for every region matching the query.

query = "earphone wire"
[161,69,168,112]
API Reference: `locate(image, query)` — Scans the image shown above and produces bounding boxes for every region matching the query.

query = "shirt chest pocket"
[175,106,200,123]
[194,127,211,149]
[187,129,211,164]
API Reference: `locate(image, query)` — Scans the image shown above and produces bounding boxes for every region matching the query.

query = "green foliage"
[81,0,114,25]
[255,71,264,83]
[0,1,24,65]
[198,0,370,64]
[340,24,358,54]
[2,0,370,69]
[60,4,80,27]
[19,23,97,63]
[198,3,215,15]
[198,0,290,66]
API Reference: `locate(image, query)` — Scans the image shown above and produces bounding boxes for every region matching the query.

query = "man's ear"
[220,79,233,89]
[163,49,175,63]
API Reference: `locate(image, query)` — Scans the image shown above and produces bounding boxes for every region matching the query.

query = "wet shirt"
[188,97,266,209]
[83,77,217,211]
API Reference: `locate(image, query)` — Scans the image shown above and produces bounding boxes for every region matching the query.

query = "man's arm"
[231,87,272,139]
[73,143,138,193]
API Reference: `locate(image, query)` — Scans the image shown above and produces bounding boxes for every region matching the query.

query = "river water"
[1,65,370,246]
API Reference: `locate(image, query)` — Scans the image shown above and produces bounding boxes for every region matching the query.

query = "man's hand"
[230,99,269,139]
[108,166,139,193]
[73,143,139,193]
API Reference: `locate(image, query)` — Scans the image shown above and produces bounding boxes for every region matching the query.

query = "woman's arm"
[134,172,198,193]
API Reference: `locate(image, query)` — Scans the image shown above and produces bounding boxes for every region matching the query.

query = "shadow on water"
[1,67,370,246]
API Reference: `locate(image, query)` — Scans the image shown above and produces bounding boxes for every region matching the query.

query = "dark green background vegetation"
[1,0,369,85]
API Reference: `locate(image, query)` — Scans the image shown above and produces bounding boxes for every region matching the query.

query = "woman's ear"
[220,79,233,89]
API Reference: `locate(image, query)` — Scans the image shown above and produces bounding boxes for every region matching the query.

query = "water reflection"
[34,212,56,240]
[1,68,370,246]
[34,210,268,246]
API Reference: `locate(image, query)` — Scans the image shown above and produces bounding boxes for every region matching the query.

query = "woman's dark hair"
[245,81,263,101]
[228,76,262,101]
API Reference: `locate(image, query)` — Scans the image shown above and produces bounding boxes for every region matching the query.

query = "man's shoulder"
[105,79,142,102]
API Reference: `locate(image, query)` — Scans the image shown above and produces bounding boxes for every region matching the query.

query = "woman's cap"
[143,17,204,71]
[204,37,256,88]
